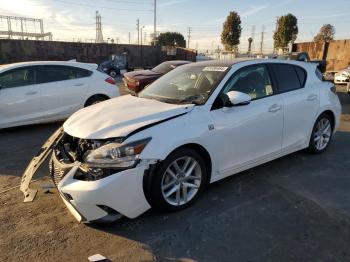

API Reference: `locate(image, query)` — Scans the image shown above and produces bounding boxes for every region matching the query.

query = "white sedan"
[21,59,341,223]
[334,67,350,85]
[0,61,120,129]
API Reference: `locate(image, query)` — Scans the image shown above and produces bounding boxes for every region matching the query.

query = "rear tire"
[148,148,207,212]
[308,113,333,154]
[84,95,109,107]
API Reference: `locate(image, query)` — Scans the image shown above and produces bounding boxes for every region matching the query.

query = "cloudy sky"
[0,0,349,52]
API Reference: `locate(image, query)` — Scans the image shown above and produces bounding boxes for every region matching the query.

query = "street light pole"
[140,26,145,67]
[153,0,157,45]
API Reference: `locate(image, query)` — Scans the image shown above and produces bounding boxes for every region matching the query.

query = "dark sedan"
[122,60,191,93]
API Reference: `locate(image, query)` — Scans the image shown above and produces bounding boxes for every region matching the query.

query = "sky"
[0,0,350,53]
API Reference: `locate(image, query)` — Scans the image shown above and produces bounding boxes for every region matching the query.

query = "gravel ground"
[0,85,349,262]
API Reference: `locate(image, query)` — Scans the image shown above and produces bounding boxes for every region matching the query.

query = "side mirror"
[226,91,251,107]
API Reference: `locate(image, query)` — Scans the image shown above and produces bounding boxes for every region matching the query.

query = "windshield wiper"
[178,95,203,105]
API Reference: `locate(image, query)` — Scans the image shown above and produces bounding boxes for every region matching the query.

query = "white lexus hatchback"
[0,61,120,129]
[21,59,341,223]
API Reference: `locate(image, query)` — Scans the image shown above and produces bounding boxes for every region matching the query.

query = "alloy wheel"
[161,156,202,206]
[314,118,332,151]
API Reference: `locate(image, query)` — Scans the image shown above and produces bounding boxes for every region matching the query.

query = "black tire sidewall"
[149,148,207,212]
[85,96,107,107]
[308,113,333,154]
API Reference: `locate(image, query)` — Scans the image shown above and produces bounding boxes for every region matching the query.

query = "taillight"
[105,77,116,85]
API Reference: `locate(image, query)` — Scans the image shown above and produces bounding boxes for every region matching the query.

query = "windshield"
[151,62,174,74]
[139,65,229,105]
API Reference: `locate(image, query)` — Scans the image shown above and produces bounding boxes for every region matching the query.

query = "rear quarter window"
[271,64,302,93]
[295,66,307,86]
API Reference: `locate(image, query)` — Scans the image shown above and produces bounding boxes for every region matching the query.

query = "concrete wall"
[0,39,196,67]
[293,40,350,71]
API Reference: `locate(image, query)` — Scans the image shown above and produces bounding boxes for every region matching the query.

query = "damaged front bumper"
[20,128,152,223]
[51,151,151,223]
[20,127,64,202]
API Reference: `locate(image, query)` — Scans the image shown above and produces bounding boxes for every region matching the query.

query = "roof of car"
[165,60,191,65]
[0,61,98,72]
[186,58,255,67]
[184,58,315,69]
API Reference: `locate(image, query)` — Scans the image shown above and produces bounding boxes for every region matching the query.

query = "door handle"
[25,91,38,95]
[74,83,84,87]
[307,94,318,101]
[268,104,282,113]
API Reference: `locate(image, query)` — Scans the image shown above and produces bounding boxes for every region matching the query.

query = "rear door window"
[36,65,92,84]
[271,64,302,93]
[0,67,35,88]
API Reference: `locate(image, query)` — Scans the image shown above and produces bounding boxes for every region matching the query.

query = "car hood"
[124,69,162,80]
[63,95,194,139]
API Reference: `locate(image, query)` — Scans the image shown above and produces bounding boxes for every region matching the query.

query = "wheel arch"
[175,143,212,184]
[322,109,335,126]
[84,94,110,107]
[318,109,336,131]
[142,142,213,205]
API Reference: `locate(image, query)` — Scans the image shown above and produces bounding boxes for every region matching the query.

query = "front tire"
[149,148,207,212]
[308,113,333,154]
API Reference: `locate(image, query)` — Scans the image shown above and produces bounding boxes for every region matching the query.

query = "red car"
[123,60,191,93]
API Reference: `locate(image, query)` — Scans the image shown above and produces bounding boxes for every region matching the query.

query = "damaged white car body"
[21,59,341,223]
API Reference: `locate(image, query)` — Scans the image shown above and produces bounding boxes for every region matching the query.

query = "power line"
[53,0,153,12]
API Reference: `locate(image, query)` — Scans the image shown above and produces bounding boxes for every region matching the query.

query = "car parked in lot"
[21,59,341,223]
[0,61,119,129]
[98,54,128,78]
[334,66,350,85]
[122,60,190,93]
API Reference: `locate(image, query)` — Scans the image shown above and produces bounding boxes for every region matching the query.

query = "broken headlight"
[83,138,151,168]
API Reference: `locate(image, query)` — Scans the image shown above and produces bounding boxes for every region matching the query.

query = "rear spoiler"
[310,60,327,73]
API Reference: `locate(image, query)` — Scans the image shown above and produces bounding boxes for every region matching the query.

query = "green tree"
[314,24,335,42]
[157,32,186,48]
[221,11,242,51]
[273,14,298,49]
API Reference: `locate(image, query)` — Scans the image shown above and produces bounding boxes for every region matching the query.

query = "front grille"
[49,159,64,186]
[49,153,75,187]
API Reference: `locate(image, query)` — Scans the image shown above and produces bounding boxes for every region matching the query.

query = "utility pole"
[187,27,191,49]
[273,16,279,54]
[140,25,145,67]
[128,32,130,44]
[136,19,140,45]
[251,25,255,54]
[260,25,265,55]
[153,0,157,45]
[95,11,104,43]
[140,26,144,46]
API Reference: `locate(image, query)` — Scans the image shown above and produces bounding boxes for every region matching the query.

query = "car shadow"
[89,131,350,262]
[0,122,61,179]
